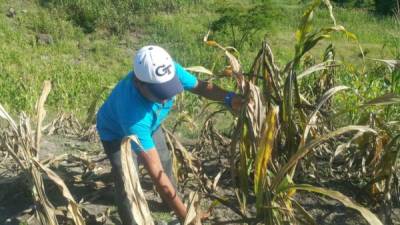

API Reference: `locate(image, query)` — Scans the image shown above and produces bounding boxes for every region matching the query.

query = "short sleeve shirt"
[96,62,197,152]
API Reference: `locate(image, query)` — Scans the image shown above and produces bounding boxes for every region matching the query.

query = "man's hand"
[199,210,210,220]
[230,94,245,113]
[189,80,246,113]
[187,210,209,225]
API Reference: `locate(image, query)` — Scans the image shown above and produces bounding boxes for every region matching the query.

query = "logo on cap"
[155,64,172,76]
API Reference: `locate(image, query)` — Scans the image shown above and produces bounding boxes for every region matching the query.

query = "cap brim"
[146,75,184,100]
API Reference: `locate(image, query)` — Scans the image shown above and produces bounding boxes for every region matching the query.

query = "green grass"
[0,0,132,116]
[0,0,398,124]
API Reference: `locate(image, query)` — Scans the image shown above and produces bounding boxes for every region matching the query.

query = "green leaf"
[275,175,294,195]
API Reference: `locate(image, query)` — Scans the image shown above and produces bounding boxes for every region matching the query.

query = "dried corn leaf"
[297,60,337,80]
[373,134,400,182]
[302,86,350,145]
[293,184,383,225]
[33,158,86,225]
[31,166,59,225]
[35,81,51,153]
[184,192,202,225]
[0,82,78,225]
[224,50,241,74]
[120,135,154,225]
[203,30,245,90]
[322,0,336,26]
[243,83,266,145]
[164,128,199,174]
[212,171,222,191]
[363,93,400,106]
[331,131,365,160]
[185,66,213,76]
[165,132,180,181]
[368,58,400,72]
[0,103,17,131]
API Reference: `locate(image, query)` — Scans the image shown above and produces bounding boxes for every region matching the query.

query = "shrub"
[39,0,203,34]
[374,0,398,15]
[210,1,275,50]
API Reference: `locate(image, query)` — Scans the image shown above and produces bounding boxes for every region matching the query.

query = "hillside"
[0,0,398,115]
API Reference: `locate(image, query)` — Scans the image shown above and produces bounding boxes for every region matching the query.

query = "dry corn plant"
[328,58,400,224]
[44,112,82,136]
[164,118,216,225]
[201,0,384,224]
[163,126,203,188]
[0,81,85,225]
[43,112,98,142]
[331,93,400,224]
[43,87,110,142]
[189,101,232,158]
[162,92,215,222]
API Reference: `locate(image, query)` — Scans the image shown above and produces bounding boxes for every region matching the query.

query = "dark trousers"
[101,127,175,225]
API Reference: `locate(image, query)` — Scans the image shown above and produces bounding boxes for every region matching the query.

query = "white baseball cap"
[133,45,183,100]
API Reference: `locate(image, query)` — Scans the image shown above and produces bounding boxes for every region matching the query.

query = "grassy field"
[0,0,398,119]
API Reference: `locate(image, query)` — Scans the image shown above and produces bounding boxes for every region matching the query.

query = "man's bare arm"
[189,80,243,111]
[137,149,187,221]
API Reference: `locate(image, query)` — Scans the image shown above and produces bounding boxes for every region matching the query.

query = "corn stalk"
[202,0,384,224]
[0,81,85,225]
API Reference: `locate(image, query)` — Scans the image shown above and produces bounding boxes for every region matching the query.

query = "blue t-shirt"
[96,62,198,152]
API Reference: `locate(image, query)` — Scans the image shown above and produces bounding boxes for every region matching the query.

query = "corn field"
[1,0,400,224]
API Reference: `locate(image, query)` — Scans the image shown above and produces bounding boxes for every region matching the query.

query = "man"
[96,45,243,224]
